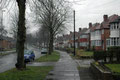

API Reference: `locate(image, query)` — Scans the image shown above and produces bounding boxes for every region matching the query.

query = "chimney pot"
[103,15,108,22]
[79,28,81,32]
[89,23,92,28]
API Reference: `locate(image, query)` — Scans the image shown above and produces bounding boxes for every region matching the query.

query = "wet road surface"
[0,46,42,73]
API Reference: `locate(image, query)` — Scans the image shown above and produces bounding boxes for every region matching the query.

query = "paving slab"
[27,62,56,66]
[76,59,95,80]
[46,51,80,80]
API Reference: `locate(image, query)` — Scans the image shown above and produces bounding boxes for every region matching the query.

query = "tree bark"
[15,0,26,70]
[48,32,54,55]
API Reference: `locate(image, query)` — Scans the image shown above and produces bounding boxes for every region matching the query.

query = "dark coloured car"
[24,50,35,62]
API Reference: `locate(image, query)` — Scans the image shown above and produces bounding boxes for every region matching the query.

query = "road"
[0,46,42,73]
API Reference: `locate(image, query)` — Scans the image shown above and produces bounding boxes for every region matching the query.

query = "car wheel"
[33,58,35,61]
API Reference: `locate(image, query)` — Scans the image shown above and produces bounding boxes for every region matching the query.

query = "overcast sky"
[68,0,120,31]
[1,0,120,35]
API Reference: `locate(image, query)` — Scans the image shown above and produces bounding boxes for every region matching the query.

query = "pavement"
[75,59,94,68]
[79,67,94,80]
[27,62,56,66]
[76,59,94,80]
[46,51,80,80]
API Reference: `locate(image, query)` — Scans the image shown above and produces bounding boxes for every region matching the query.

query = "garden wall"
[90,63,114,80]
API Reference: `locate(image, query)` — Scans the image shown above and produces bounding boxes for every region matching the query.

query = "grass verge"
[0,53,7,56]
[76,50,93,57]
[0,66,53,80]
[35,51,60,62]
[77,66,81,70]
[105,64,120,74]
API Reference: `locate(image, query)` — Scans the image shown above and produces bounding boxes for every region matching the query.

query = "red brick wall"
[79,38,88,42]
[101,29,110,51]
[0,40,12,50]
[95,46,103,51]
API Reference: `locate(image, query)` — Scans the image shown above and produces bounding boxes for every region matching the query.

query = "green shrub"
[93,51,107,62]
[107,46,120,62]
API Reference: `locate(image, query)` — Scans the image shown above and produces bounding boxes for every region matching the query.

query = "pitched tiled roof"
[69,32,79,39]
[110,16,120,23]
[101,14,119,29]
[90,23,100,31]
[78,28,88,35]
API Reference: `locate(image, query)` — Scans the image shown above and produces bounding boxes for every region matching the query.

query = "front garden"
[63,48,94,59]
[90,46,120,80]
[56,47,120,80]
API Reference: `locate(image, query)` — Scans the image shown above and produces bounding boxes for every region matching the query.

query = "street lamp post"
[73,10,76,56]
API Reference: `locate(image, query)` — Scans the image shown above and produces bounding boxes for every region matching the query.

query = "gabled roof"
[69,31,79,39]
[63,34,70,41]
[110,16,120,23]
[90,23,100,32]
[101,14,119,29]
[78,28,88,35]
[95,24,101,30]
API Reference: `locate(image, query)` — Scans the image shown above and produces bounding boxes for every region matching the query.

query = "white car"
[41,48,48,54]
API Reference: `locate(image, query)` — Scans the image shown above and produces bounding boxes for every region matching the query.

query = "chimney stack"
[89,23,92,28]
[79,28,81,32]
[103,15,108,22]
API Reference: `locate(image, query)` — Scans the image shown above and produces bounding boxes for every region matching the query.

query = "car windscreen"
[24,50,31,55]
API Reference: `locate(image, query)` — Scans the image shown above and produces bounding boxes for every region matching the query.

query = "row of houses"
[0,36,15,51]
[55,14,120,51]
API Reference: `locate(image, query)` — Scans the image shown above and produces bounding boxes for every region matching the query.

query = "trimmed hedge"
[108,46,120,62]
[93,46,120,63]
[93,51,107,62]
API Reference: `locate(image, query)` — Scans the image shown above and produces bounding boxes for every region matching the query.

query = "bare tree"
[15,0,26,70]
[0,0,11,9]
[33,0,71,54]
[36,25,49,48]
[10,9,18,40]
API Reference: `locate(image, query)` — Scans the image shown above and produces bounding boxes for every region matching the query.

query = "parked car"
[41,48,48,54]
[24,50,35,62]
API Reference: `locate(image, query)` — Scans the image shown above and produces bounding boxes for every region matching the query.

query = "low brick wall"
[90,63,114,80]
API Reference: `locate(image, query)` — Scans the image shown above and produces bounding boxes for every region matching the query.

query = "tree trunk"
[48,32,54,55]
[15,0,26,70]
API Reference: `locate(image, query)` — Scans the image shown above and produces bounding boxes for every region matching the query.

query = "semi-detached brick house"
[89,14,119,51]
[101,14,119,50]
[0,37,15,51]
[90,23,102,50]
[78,28,89,49]
[68,31,79,48]
[55,14,120,51]
[109,16,120,47]
[54,36,64,48]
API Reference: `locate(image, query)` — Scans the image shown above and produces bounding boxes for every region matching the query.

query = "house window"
[111,38,113,46]
[119,23,120,28]
[106,39,110,46]
[102,29,104,34]
[116,23,119,29]
[114,24,115,29]
[116,38,119,46]
[114,38,116,46]
[111,37,120,46]
[91,40,95,46]
[111,24,114,30]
